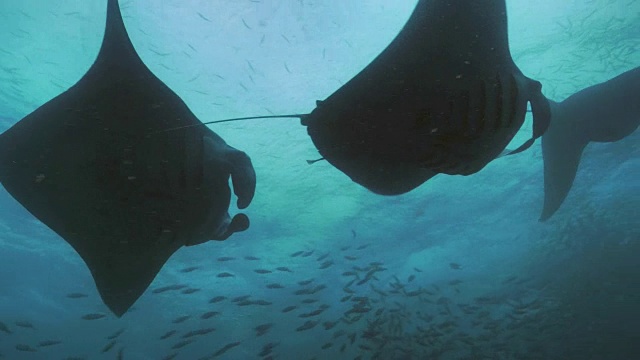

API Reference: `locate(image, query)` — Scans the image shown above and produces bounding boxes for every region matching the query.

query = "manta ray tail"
[540,67,640,221]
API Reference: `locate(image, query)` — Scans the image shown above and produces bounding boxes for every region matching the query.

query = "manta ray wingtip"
[540,101,588,221]
[110,306,128,318]
[540,67,640,220]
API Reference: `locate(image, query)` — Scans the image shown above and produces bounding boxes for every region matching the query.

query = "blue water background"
[0,0,638,359]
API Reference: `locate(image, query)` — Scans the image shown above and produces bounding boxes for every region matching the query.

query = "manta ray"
[300,0,552,196]
[0,0,256,316]
[197,0,638,220]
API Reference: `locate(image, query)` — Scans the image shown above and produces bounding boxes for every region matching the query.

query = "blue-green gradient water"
[0,1,638,359]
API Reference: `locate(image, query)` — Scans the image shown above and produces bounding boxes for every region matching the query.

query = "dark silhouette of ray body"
[0,0,255,316]
[301,0,551,196]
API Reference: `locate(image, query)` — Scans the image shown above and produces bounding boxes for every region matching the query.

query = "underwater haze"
[0,0,638,359]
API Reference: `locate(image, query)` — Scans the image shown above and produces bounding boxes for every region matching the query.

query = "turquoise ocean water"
[0,1,638,359]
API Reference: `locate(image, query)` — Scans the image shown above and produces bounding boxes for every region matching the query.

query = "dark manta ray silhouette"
[540,66,639,221]
[0,0,256,316]
[300,0,552,195]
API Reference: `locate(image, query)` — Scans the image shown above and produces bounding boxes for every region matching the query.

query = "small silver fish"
[212,342,241,357]
[295,320,318,331]
[107,328,125,340]
[200,311,219,320]
[38,340,62,347]
[254,323,273,336]
[0,321,11,334]
[66,292,89,299]
[208,296,226,303]
[101,340,116,353]
[232,295,251,302]
[15,344,37,352]
[181,288,200,295]
[159,330,177,340]
[172,315,190,324]
[81,313,106,320]
[179,266,199,273]
[15,321,35,329]
[171,339,193,350]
